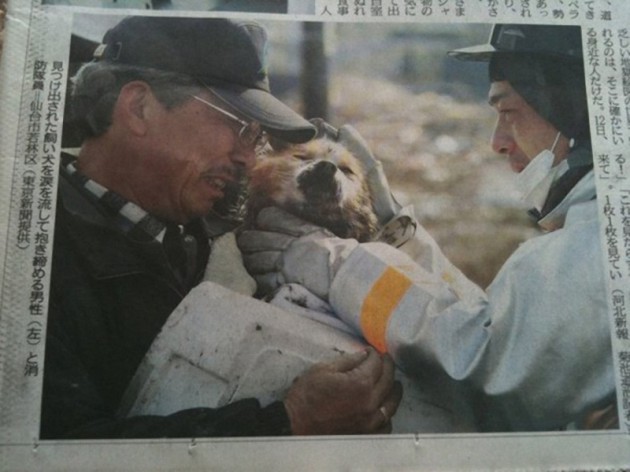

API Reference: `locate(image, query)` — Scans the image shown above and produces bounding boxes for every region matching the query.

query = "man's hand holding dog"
[284,348,403,435]
[239,207,358,299]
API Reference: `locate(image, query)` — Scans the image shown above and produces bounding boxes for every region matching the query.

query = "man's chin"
[208,180,248,220]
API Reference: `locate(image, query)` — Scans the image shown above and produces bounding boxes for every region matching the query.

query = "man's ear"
[113,81,154,136]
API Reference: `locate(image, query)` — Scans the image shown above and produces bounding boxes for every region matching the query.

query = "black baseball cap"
[94,16,316,143]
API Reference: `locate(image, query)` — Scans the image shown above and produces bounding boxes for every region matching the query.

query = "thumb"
[309,118,339,139]
[326,348,373,373]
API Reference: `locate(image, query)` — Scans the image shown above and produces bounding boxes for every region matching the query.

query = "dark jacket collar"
[56,170,210,286]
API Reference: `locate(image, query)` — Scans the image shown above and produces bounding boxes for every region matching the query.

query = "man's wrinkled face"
[488,80,561,173]
[139,92,256,223]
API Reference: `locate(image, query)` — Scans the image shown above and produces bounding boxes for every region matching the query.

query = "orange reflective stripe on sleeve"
[360,267,412,353]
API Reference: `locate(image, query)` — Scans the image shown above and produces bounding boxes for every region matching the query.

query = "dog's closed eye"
[338,165,355,176]
[246,136,379,244]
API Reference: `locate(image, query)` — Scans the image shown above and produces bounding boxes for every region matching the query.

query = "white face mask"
[515,132,569,211]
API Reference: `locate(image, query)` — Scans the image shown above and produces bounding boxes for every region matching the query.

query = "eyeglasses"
[192,95,267,150]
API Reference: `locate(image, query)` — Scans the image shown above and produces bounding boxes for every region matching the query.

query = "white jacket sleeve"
[329,201,615,431]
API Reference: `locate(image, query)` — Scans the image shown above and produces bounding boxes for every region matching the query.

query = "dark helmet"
[448,24,583,62]
[449,24,589,143]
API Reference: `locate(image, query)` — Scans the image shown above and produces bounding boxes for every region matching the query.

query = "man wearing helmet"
[457,24,594,230]
[240,24,617,431]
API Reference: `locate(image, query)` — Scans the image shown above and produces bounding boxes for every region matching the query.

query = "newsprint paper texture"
[1,0,630,470]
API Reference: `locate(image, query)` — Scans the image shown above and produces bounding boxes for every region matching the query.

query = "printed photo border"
[1,1,630,470]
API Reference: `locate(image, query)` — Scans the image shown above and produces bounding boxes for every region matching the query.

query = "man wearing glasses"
[41,16,401,439]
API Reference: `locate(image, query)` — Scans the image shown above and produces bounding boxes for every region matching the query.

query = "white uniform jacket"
[329,169,615,431]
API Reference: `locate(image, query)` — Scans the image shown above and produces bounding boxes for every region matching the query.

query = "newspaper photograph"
[0,0,629,470]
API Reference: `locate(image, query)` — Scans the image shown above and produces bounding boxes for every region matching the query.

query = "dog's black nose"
[312,160,337,177]
[298,160,339,200]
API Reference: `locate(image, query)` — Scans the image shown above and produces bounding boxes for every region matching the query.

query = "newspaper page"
[1,0,630,470]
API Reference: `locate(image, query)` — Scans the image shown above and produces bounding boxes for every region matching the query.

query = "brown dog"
[246,137,379,242]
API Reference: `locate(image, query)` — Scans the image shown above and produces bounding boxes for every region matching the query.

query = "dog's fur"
[246,137,379,242]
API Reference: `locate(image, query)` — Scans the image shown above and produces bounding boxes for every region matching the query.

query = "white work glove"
[203,232,257,296]
[238,207,359,300]
[337,124,403,225]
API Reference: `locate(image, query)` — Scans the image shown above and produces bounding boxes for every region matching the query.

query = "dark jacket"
[40,171,290,439]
